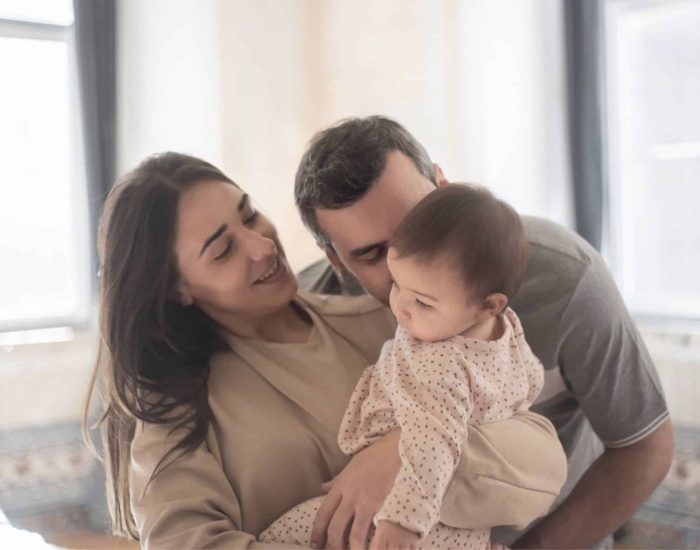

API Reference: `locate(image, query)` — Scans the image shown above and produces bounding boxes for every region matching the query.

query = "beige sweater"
[130,293,566,549]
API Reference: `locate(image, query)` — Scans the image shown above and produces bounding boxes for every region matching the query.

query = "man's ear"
[479,292,508,318]
[433,163,449,187]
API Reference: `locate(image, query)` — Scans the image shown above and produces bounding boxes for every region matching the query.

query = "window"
[0,0,91,332]
[605,0,700,320]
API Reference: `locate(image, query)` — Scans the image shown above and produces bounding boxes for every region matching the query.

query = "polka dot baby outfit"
[259,307,544,548]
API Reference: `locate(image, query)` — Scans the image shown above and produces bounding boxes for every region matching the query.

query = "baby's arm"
[375,337,473,539]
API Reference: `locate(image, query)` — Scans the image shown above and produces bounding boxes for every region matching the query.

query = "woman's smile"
[253,255,286,285]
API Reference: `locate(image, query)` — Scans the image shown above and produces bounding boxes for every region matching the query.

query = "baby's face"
[387,248,482,342]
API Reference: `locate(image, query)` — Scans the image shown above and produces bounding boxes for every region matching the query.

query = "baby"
[261,184,548,549]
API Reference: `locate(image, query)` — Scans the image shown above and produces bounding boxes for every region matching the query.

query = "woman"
[85,152,565,549]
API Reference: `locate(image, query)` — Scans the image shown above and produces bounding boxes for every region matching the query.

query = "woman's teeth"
[255,257,280,283]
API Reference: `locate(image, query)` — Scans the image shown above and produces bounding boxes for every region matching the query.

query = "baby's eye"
[415,299,433,310]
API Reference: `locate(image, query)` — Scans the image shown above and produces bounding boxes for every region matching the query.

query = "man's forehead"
[313,150,436,253]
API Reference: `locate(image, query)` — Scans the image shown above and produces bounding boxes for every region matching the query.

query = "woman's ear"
[172,278,194,306]
[480,293,508,318]
[433,163,449,187]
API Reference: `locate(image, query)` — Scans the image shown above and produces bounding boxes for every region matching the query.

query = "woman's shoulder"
[296,290,388,317]
[298,291,397,362]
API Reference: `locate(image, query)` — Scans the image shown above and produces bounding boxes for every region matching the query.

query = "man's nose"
[244,230,276,261]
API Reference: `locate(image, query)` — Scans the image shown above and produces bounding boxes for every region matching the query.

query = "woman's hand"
[369,520,420,550]
[310,429,401,549]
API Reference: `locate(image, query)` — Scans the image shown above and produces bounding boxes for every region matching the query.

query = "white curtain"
[118,0,573,270]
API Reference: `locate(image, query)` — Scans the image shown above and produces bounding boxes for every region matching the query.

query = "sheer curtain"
[74,0,117,276]
[118,0,573,270]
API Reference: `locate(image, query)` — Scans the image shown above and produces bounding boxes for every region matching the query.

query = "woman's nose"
[243,230,276,261]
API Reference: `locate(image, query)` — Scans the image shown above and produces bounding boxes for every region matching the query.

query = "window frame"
[0,15,93,334]
[603,0,700,324]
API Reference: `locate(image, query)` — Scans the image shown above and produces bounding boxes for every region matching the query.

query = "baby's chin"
[401,323,457,343]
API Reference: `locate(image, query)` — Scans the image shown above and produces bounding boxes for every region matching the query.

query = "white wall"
[218,0,573,270]
[115,0,573,271]
[117,0,224,171]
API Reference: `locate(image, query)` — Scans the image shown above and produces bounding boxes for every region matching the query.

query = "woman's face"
[173,179,297,329]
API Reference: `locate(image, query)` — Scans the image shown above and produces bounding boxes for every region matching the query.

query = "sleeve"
[558,254,669,447]
[440,410,567,530]
[338,359,399,456]
[130,421,303,550]
[374,339,473,538]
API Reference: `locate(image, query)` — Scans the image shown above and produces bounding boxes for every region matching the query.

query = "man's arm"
[517,235,673,548]
[514,418,673,548]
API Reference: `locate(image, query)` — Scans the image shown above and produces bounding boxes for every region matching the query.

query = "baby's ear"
[480,293,508,317]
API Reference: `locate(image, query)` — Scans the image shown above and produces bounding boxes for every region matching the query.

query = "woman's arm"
[312,411,566,548]
[441,410,567,529]
[131,421,303,550]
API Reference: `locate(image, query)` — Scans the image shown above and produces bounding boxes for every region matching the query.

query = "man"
[294,116,673,548]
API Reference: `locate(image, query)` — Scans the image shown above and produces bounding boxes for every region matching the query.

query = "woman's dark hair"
[294,115,437,247]
[390,183,528,302]
[83,152,235,538]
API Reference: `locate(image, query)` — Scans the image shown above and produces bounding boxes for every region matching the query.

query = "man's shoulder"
[519,216,598,299]
[522,216,596,271]
[512,217,603,360]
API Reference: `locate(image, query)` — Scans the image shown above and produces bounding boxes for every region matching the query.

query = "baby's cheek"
[410,320,439,342]
[418,316,459,342]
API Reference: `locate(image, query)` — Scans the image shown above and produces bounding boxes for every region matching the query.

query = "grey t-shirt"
[297,215,669,547]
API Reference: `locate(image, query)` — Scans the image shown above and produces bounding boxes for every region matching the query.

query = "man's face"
[315,151,440,304]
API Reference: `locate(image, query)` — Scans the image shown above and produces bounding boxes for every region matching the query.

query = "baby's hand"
[369,520,420,550]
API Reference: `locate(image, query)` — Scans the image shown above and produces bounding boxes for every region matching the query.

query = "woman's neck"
[218,301,312,343]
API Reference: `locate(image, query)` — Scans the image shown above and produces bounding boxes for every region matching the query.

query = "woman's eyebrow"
[199,224,228,257]
[199,194,249,257]
[238,193,250,211]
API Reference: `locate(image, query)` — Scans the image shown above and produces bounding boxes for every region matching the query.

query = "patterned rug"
[1,422,699,547]
[0,422,108,536]
[615,423,700,549]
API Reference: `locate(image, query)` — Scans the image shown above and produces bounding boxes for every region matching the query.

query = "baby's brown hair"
[390,183,528,302]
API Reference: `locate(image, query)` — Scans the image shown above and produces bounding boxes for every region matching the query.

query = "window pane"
[0,37,88,327]
[607,0,700,319]
[0,0,73,26]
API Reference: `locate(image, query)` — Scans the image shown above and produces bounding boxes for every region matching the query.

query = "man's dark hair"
[294,115,436,246]
[390,183,528,301]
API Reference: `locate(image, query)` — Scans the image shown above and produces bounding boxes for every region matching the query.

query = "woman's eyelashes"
[244,209,258,226]
[213,210,259,261]
[215,240,232,261]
